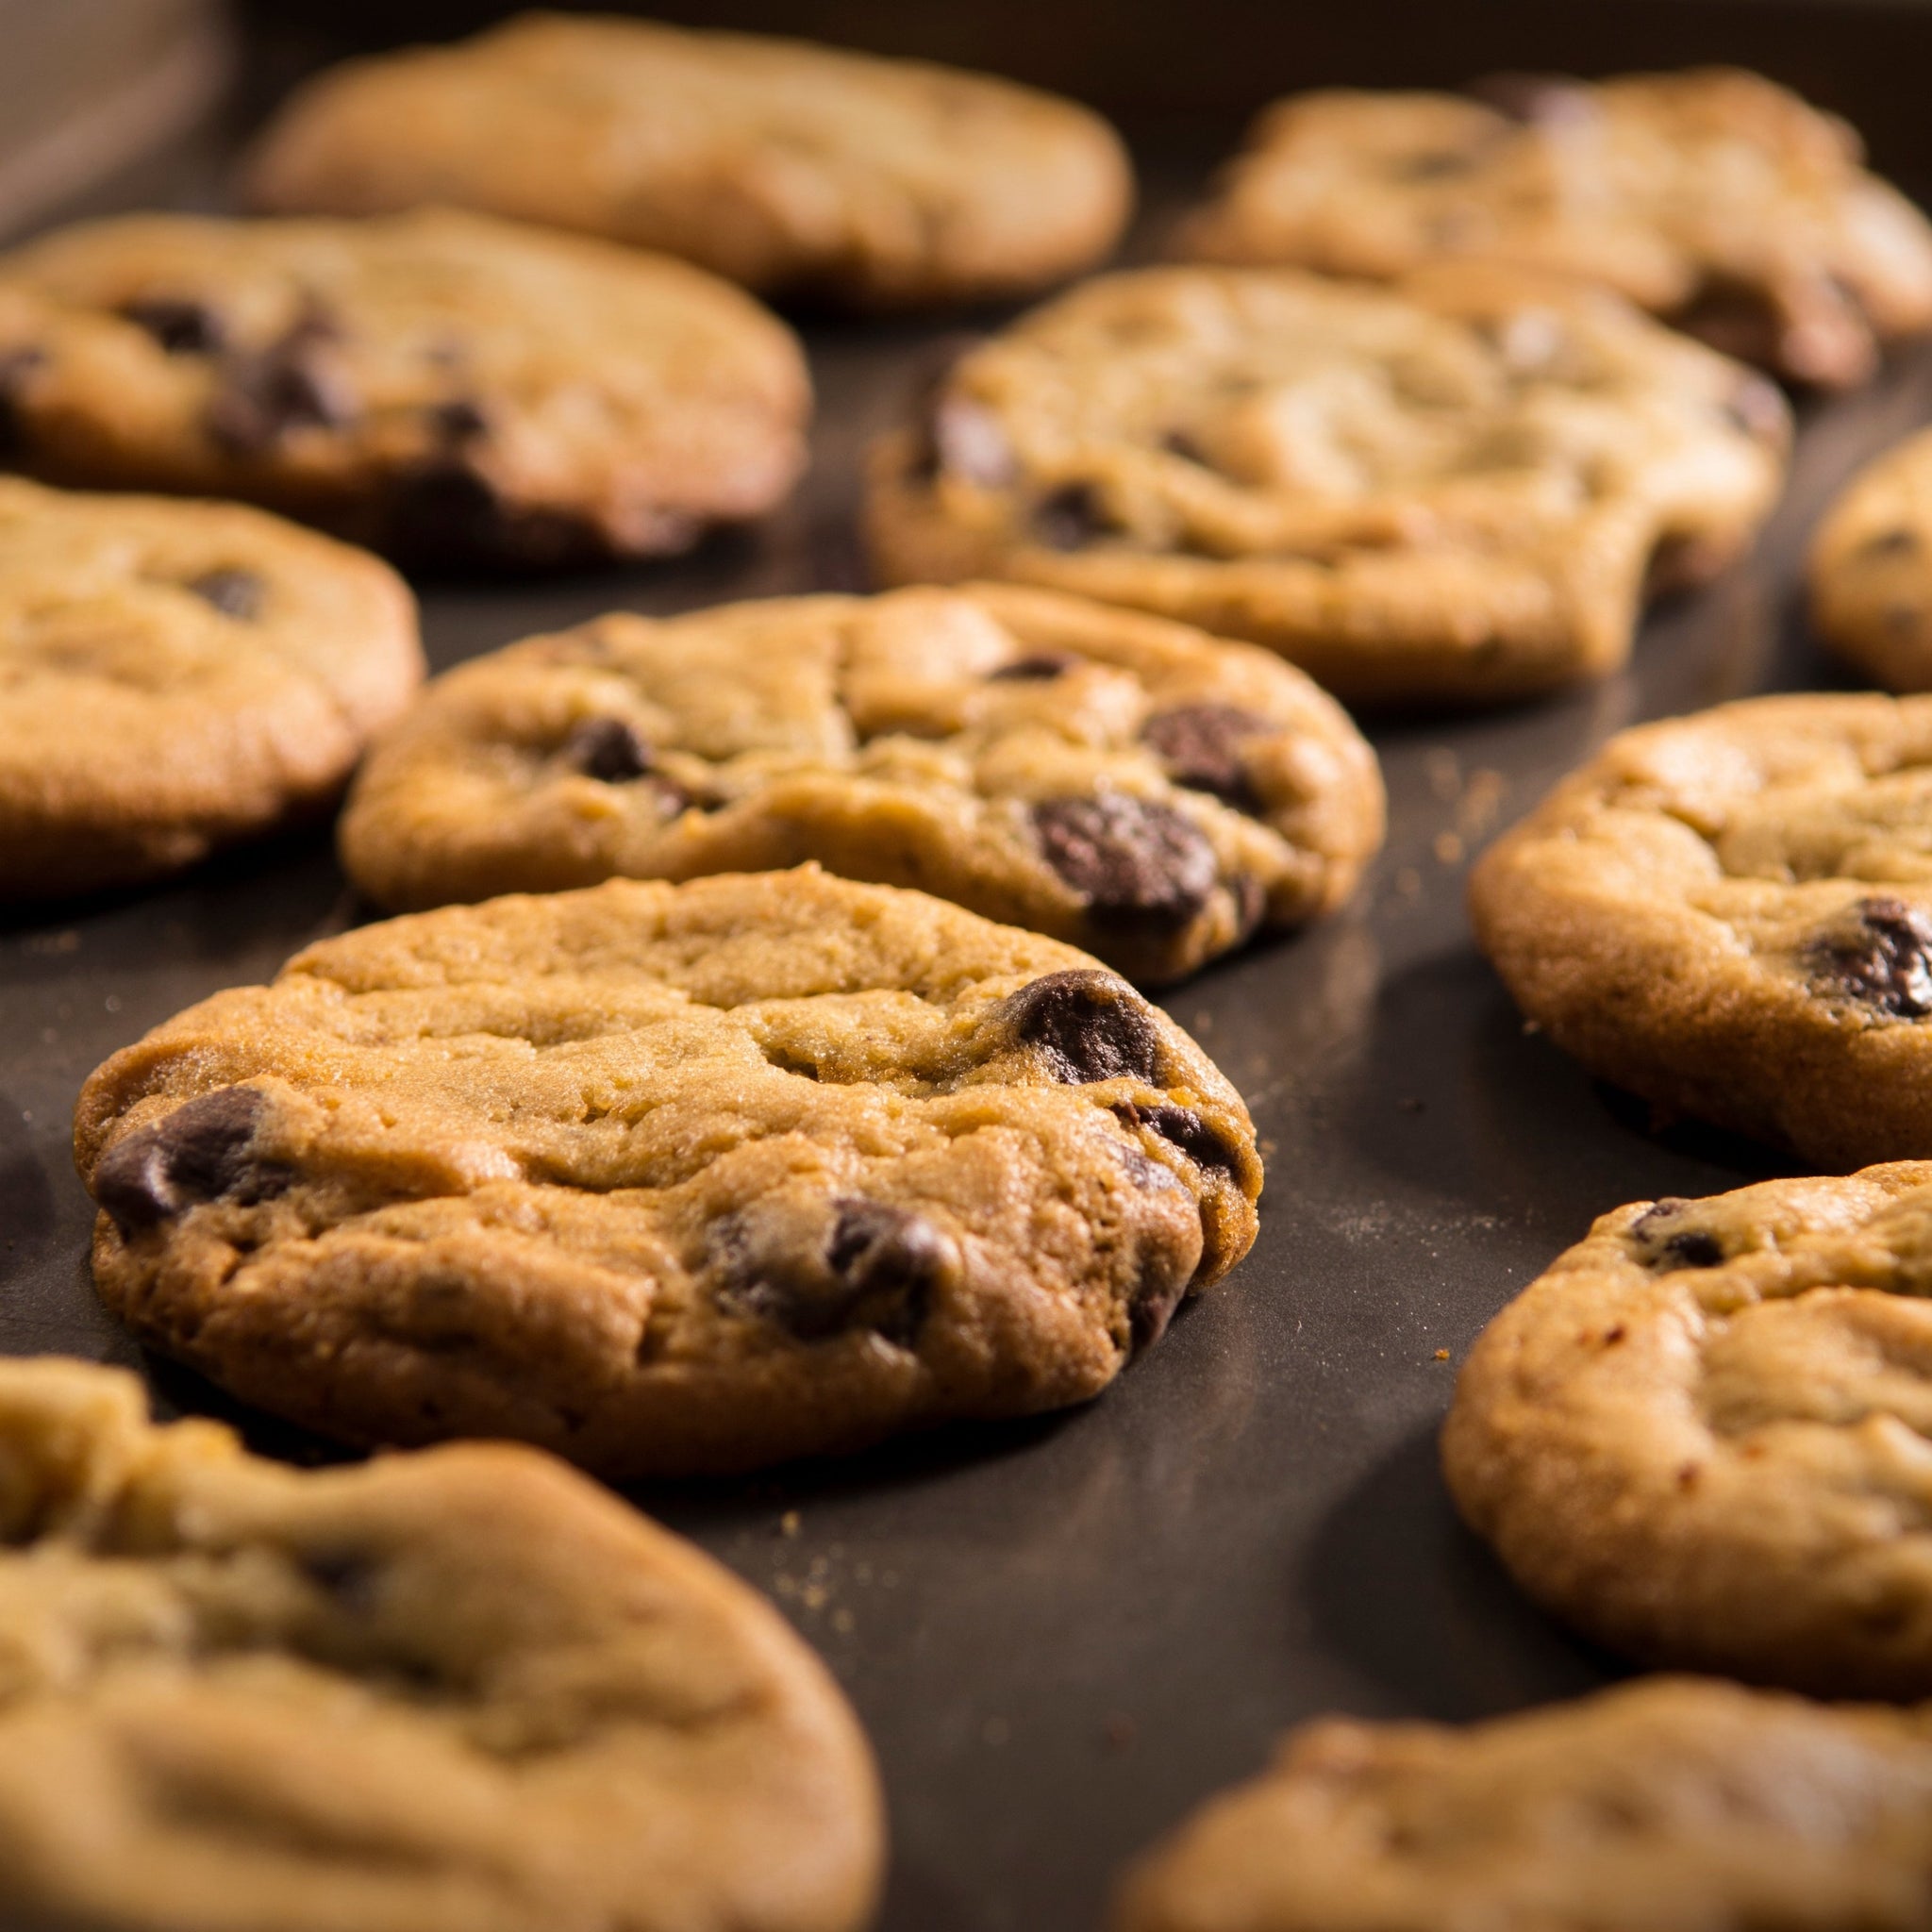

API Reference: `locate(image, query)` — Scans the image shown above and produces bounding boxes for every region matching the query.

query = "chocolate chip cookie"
[1113,1676,1932,1931]
[865,263,1788,706]
[1470,692,1932,1169]
[1177,68,1932,389]
[242,12,1132,308]
[0,475,420,899]
[1443,1163,1932,1695]
[1809,427,1932,690]
[0,208,808,567]
[0,1354,880,1932]
[338,583,1384,987]
[75,868,1262,1476]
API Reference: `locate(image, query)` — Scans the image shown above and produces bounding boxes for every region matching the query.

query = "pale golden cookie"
[338,583,1384,987]
[1809,426,1932,690]
[75,869,1262,1476]
[1445,1164,1932,1695]
[0,475,420,899]
[242,11,1132,308]
[0,208,808,566]
[1471,691,1932,1169]
[865,263,1787,706]
[1114,1677,1932,1932]
[0,1355,880,1932]
[1179,68,1932,388]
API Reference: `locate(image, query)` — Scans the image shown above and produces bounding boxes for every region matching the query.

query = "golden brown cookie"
[1113,1676,1932,1931]
[338,583,1384,987]
[0,208,808,566]
[75,869,1262,1476]
[865,263,1788,706]
[1809,426,1932,690]
[1470,691,1932,1170]
[242,11,1132,308]
[0,475,420,899]
[1444,1163,1932,1696]
[0,1354,880,1932]
[1178,68,1932,388]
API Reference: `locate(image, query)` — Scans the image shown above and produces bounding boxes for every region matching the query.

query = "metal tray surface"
[8,100,1932,1932]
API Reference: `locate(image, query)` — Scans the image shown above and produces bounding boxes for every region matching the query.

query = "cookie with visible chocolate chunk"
[0,475,420,898]
[0,1355,881,1932]
[1470,692,1932,1169]
[242,11,1132,308]
[1808,426,1932,690]
[864,263,1788,706]
[338,583,1384,987]
[1177,68,1932,389]
[1443,1163,1932,1695]
[1113,1675,1932,1931]
[0,208,808,567]
[75,868,1261,1476]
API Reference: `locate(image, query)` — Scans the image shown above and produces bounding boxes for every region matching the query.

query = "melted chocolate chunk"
[297,1548,381,1611]
[1631,1200,1725,1270]
[1811,896,1932,1018]
[1115,1100,1239,1174]
[718,1198,950,1345]
[186,568,264,621]
[207,320,354,453]
[430,397,490,443]
[121,297,225,356]
[1470,72,1596,126]
[1032,483,1113,551]
[990,653,1080,682]
[93,1087,291,1235]
[1141,704,1269,810]
[993,969,1163,1085]
[0,346,47,459]
[1128,1262,1190,1355]
[563,717,655,783]
[1032,794,1218,924]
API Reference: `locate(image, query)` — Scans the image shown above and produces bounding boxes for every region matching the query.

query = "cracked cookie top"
[865,263,1787,706]
[1114,1675,1932,1931]
[0,1355,880,1932]
[1445,1164,1932,1697]
[1178,68,1932,388]
[75,869,1261,1476]
[1470,692,1932,1169]
[0,208,808,567]
[242,10,1133,308]
[338,583,1384,987]
[0,476,420,899]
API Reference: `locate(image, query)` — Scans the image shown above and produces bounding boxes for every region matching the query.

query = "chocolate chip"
[1630,1198,1724,1269]
[1811,896,1932,1018]
[186,568,264,621]
[1114,1100,1239,1174]
[1662,1231,1724,1269]
[207,324,354,453]
[718,1198,951,1345]
[1141,705,1269,810]
[991,969,1163,1085]
[0,346,47,459]
[1397,149,1478,179]
[1032,483,1113,551]
[1860,526,1921,560]
[563,717,655,783]
[430,397,489,443]
[93,1087,291,1235]
[1032,794,1218,924]
[1160,428,1208,463]
[120,297,225,355]
[990,653,1081,682]
[296,1548,381,1611]
[1470,72,1595,126]
[1673,280,1786,374]
[1128,1264,1190,1354]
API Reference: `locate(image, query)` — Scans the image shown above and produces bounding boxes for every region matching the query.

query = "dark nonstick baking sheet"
[9,16,1932,1929]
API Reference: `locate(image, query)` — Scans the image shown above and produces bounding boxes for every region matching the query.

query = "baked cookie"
[1808,427,1932,690]
[1442,1163,1932,1696]
[338,583,1384,987]
[242,11,1132,308]
[864,263,1788,706]
[0,475,420,899]
[1470,691,1932,1170]
[1112,1676,1932,1932]
[75,868,1262,1476]
[0,208,808,567]
[1177,68,1932,389]
[0,1354,880,1932]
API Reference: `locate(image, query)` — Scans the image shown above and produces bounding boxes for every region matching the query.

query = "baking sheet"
[8,38,1932,1929]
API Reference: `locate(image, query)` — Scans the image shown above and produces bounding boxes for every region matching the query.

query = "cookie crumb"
[1434,1348,1450,1361]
